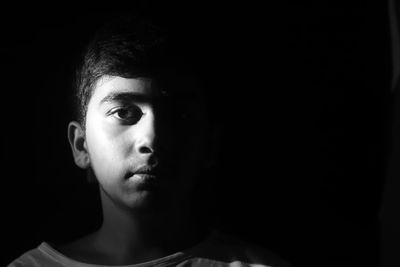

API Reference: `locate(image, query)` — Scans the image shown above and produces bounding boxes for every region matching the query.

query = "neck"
[92,186,209,264]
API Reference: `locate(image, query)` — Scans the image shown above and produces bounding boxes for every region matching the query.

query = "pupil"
[119,109,129,118]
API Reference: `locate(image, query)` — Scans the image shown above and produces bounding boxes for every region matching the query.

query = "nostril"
[138,146,153,154]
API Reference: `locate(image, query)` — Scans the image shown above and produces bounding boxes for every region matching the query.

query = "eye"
[109,105,144,124]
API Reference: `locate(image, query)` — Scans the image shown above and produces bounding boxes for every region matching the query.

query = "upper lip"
[133,165,161,176]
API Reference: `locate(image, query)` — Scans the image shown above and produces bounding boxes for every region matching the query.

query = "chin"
[118,188,170,212]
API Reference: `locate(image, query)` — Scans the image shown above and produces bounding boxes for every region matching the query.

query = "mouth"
[133,165,163,177]
[132,174,161,188]
[125,166,167,188]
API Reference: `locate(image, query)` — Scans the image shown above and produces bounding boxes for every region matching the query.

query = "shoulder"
[190,231,291,267]
[7,243,66,267]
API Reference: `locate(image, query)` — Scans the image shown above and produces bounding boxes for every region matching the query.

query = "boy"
[8,16,289,267]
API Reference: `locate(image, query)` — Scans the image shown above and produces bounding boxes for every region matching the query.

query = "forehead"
[89,75,206,105]
[91,76,157,101]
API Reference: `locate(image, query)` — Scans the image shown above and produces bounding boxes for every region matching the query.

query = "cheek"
[85,118,127,181]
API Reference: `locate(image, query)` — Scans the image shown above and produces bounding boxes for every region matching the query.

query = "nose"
[134,110,157,156]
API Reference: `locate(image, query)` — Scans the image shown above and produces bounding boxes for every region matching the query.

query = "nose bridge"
[135,108,157,153]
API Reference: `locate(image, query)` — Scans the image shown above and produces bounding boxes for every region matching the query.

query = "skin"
[65,76,214,265]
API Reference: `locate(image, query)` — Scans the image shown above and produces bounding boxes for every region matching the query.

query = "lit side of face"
[69,76,210,211]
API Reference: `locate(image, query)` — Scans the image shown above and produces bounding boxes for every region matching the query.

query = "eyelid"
[106,106,121,116]
[106,104,138,114]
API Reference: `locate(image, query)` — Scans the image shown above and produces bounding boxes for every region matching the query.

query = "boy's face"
[82,76,209,211]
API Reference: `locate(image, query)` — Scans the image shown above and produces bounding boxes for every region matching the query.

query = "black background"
[1,2,392,267]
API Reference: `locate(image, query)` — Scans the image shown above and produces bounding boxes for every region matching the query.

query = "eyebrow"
[99,89,201,108]
[100,92,152,105]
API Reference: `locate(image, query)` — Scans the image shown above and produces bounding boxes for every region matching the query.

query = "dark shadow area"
[0,2,391,266]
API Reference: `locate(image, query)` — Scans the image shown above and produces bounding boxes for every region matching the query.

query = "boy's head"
[68,16,217,212]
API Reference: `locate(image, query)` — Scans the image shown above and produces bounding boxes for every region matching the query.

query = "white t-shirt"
[7,232,289,267]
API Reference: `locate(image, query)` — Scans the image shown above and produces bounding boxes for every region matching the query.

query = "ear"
[68,121,90,169]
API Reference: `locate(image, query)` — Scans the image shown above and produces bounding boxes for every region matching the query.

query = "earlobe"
[68,121,90,169]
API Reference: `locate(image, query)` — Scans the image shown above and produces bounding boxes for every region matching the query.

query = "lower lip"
[130,174,162,188]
